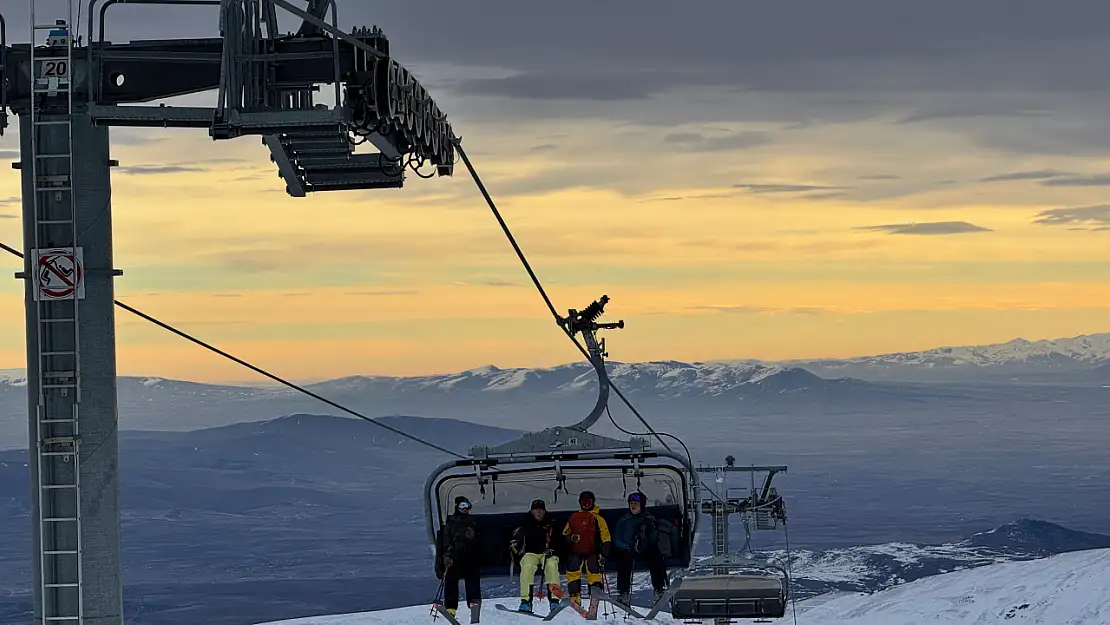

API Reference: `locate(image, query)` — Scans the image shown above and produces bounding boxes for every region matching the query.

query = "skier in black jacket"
[435,496,483,618]
[509,499,566,613]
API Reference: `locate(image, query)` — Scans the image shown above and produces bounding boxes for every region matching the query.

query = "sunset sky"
[1,0,1109,382]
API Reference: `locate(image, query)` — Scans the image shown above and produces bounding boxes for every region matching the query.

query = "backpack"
[654,519,679,559]
[567,511,598,555]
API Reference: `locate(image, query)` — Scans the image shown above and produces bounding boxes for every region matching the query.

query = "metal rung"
[35,120,71,126]
[44,583,80,588]
[36,154,72,159]
[40,419,76,424]
[38,220,75,225]
[43,383,78,389]
[33,24,69,29]
[34,187,72,192]
[42,517,78,522]
[32,88,71,94]
[40,319,77,323]
[41,351,77,356]
[41,451,78,457]
[45,618,80,622]
[43,550,79,555]
[42,484,78,490]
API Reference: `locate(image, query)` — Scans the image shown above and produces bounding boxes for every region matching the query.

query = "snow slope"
[256,548,1110,625]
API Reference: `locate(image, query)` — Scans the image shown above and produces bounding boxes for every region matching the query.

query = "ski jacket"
[511,511,562,556]
[614,510,656,553]
[436,512,481,576]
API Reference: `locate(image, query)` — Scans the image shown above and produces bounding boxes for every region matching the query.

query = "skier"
[509,499,565,613]
[561,490,612,607]
[435,496,483,619]
[613,491,669,605]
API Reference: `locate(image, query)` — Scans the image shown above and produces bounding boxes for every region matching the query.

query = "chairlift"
[424,296,701,579]
[422,296,792,621]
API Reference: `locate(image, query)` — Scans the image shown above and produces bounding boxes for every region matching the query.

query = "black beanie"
[530,499,546,511]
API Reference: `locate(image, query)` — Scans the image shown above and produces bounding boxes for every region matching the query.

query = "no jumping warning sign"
[33,248,85,301]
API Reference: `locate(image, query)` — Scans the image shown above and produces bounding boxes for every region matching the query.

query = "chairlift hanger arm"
[560,295,625,432]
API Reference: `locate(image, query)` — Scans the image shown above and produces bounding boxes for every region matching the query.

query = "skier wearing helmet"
[561,490,612,607]
[434,496,483,618]
[613,491,668,604]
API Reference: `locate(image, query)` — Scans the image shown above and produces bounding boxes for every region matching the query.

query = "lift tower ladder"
[29,1,85,622]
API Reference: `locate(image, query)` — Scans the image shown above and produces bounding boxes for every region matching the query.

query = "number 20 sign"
[39,59,69,80]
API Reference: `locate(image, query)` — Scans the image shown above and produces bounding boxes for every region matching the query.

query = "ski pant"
[615,548,667,595]
[444,565,482,611]
[565,553,603,596]
[519,552,561,600]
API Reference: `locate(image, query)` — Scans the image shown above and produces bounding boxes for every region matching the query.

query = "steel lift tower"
[0,1,456,622]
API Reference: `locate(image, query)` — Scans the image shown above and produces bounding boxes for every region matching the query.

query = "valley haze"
[1,332,1109,623]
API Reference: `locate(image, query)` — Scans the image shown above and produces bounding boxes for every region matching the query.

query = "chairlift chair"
[422,296,791,621]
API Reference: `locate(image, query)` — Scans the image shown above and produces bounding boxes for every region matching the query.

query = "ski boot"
[652,588,666,604]
[518,599,533,613]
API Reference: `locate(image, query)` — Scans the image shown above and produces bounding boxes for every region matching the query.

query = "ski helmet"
[530,499,546,511]
[578,491,595,507]
[628,491,647,505]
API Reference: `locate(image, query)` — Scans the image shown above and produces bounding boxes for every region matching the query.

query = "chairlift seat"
[670,574,787,620]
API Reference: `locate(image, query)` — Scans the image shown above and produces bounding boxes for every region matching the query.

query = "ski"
[434,605,466,625]
[470,601,482,624]
[495,603,570,621]
[591,591,646,619]
[561,595,603,621]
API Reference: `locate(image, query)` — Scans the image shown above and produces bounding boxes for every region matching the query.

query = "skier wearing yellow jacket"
[562,490,612,605]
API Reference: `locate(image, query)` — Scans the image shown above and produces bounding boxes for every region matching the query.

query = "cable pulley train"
[424,296,792,622]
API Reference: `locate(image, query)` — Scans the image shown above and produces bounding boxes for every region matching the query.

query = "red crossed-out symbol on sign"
[37,250,81,298]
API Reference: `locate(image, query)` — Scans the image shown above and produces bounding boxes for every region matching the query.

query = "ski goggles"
[457,501,471,510]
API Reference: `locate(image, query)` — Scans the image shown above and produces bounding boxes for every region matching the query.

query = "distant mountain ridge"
[4,332,1109,391]
[774,332,1110,370]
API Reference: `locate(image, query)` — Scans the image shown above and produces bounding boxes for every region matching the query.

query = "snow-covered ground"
[256,547,1110,625]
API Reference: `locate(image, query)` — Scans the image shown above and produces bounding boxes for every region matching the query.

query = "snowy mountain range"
[3,331,1110,447]
[256,545,1110,624]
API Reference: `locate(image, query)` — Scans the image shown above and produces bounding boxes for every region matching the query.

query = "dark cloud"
[451,69,718,101]
[733,183,846,194]
[0,150,19,160]
[1033,205,1110,229]
[980,169,1072,182]
[1040,174,1110,187]
[856,221,992,235]
[529,144,558,153]
[0,213,15,219]
[662,131,772,152]
[858,175,900,180]
[0,196,19,206]
[117,165,205,175]
[898,107,1050,124]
